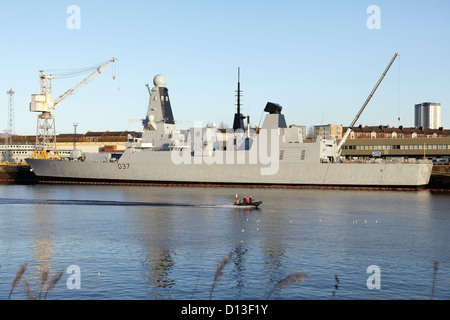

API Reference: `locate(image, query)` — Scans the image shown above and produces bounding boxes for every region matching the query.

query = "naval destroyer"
[27,69,432,187]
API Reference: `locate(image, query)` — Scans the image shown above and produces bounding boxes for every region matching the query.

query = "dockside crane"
[30,57,118,159]
[337,52,400,155]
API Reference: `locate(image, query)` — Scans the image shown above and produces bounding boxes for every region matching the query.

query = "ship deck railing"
[340,159,432,164]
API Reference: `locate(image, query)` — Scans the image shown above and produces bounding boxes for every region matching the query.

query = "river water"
[0,184,449,300]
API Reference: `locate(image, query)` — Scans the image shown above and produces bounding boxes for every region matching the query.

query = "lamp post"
[73,122,78,150]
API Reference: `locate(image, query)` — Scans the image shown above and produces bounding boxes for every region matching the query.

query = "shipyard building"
[313,124,450,160]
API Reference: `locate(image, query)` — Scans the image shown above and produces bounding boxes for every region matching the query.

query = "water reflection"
[229,245,248,297]
[262,244,286,283]
[1,185,450,299]
[142,248,176,299]
[28,204,56,295]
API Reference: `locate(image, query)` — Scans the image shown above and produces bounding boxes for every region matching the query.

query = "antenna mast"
[6,88,15,145]
[233,67,245,130]
[237,67,241,116]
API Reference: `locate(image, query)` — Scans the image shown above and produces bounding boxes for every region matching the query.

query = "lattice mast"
[233,67,245,131]
[6,88,15,144]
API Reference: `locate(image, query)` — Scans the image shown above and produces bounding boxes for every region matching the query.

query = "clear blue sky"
[1,0,449,135]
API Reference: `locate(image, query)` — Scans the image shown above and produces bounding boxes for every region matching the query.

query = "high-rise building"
[415,102,441,129]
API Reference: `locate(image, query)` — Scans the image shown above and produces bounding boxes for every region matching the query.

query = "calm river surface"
[0,184,449,300]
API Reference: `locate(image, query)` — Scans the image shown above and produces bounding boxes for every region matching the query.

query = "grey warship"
[27,72,432,187]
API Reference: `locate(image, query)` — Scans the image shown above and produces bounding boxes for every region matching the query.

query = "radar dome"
[153,74,166,87]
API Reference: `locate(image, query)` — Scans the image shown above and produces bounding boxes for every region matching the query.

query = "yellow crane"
[30,57,118,159]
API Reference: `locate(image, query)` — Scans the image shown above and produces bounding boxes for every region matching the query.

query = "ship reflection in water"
[0,184,449,300]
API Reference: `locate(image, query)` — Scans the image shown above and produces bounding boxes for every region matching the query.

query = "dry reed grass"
[9,263,27,299]
[332,275,340,298]
[3,259,443,299]
[266,272,310,299]
[209,252,233,299]
[7,263,63,300]
[431,261,441,300]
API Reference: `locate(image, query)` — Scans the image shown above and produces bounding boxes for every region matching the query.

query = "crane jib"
[337,52,399,152]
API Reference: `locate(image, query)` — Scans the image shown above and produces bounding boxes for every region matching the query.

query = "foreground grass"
[5,263,63,300]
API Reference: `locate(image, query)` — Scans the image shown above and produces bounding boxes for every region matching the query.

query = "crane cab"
[30,93,55,112]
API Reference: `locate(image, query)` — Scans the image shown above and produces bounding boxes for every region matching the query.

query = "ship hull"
[26,157,432,187]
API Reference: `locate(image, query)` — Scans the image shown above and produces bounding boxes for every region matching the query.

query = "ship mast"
[233,67,245,131]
